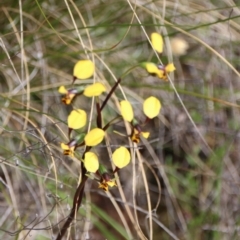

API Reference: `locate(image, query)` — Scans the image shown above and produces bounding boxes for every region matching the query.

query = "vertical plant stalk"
[56,79,122,239]
[56,170,88,240]
[56,145,91,239]
[96,101,102,128]
[100,78,121,111]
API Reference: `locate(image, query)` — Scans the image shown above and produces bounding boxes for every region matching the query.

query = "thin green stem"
[103,116,123,131]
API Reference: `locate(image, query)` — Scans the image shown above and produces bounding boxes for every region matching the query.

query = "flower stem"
[100,78,121,111]
[56,173,88,239]
[96,100,102,128]
[103,116,122,131]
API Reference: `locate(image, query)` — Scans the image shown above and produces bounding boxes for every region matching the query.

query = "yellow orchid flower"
[84,152,99,173]
[112,146,130,168]
[165,63,176,72]
[141,131,150,139]
[98,179,117,191]
[73,60,94,79]
[83,82,106,97]
[145,62,164,79]
[84,128,105,146]
[98,172,117,191]
[131,128,150,144]
[144,62,175,81]
[157,63,176,80]
[143,96,161,119]
[120,100,134,122]
[60,143,75,157]
[67,109,87,129]
[58,86,78,104]
[58,86,68,94]
[98,181,109,191]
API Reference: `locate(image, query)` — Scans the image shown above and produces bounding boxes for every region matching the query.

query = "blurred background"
[1,0,240,239]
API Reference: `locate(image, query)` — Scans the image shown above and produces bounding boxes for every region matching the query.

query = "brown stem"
[142,116,150,126]
[113,167,119,173]
[100,78,121,111]
[56,96,101,240]
[56,173,88,239]
[68,128,72,139]
[96,101,102,128]
[72,76,77,85]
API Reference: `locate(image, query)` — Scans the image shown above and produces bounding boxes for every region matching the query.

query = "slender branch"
[56,147,91,239]
[103,116,122,131]
[56,173,88,240]
[96,101,102,128]
[56,80,122,240]
[100,78,121,111]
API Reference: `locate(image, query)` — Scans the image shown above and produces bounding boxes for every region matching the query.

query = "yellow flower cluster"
[84,146,130,174]
[145,62,175,81]
[120,96,161,143]
[58,32,175,192]
[59,59,132,189]
[143,32,176,81]
[58,82,106,105]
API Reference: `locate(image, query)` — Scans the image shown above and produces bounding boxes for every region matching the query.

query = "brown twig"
[100,78,121,111]
[56,172,88,239]
[96,101,102,128]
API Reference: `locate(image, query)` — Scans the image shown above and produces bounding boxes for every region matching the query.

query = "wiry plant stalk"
[56,170,88,240]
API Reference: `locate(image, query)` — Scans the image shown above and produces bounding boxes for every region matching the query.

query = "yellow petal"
[60,143,69,150]
[151,32,163,54]
[143,96,161,119]
[67,109,87,129]
[131,128,141,143]
[61,93,76,105]
[107,180,117,187]
[84,128,105,146]
[65,149,74,157]
[141,132,150,139]
[73,60,94,79]
[84,152,99,172]
[98,182,109,191]
[131,134,140,144]
[120,100,134,122]
[145,62,159,74]
[145,62,164,79]
[83,82,106,97]
[61,143,74,157]
[165,63,176,73]
[157,70,165,79]
[112,146,130,168]
[58,86,68,94]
